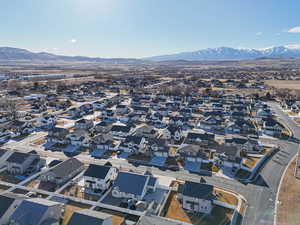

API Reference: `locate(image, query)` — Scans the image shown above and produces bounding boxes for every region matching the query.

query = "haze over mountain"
[2,45,300,63]
[0,47,139,63]
[145,45,300,61]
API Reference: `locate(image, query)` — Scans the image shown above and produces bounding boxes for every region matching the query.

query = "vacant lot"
[277,159,300,225]
[0,171,22,184]
[266,80,300,90]
[61,184,101,201]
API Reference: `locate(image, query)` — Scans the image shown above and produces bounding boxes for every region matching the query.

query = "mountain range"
[1,45,300,62]
[145,45,300,61]
[0,47,139,63]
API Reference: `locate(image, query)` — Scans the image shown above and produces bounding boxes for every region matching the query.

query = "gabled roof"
[67,209,112,225]
[182,181,214,200]
[84,164,112,180]
[10,198,60,225]
[124,135,144,145]
[186,132,215,141]
[6,152,33,164]
[137,215,180,225]
[111,125,131,133]
[0,193,26,218]
[48,158,83,179]
[113,171,149,196]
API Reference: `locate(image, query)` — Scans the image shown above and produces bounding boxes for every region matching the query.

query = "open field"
[277,159,300,225]
[266,80,300,90]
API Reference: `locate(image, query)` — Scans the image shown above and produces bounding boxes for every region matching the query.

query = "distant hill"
[2,45,300,63]
[0,47,140,63]
[145,46,300,61]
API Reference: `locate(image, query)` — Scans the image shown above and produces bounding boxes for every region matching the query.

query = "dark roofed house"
[137,215,180,225]
[67,209,113,225]
[185,132,215,146]
[178,181,214,214]
[40,158,84,185]
[9,198,62,225]
[112,171,157,201]
[6,151,41,175]
[110,125,132,137]
[214,144,242,168]
[0,193,26,225]
[74,119,94,130]
[83,164,117,192]
[118,135,145,154]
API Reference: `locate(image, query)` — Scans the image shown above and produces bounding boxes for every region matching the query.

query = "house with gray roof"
[112,171,157,201]
[6,151,41,175]
[9,198,62,225]
[178,181,214,214]
[40,158,84,185]
[0,193,27,225]
[67,209,113,225]
[137,215,181,225]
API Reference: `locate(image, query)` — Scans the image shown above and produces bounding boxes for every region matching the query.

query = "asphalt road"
[3,101,300,225]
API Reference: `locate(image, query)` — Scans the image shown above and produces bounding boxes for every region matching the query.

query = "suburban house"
[116,104,130,114]
[9,120,34,137]
[74,119,94,130]
[134,125,158,138]
[225,136,263,153]
[9,198,62,225]
[178,144,209,163]
[178,181,214,214]
[94,121,113,134]
[137,215,181,225]
[0,148,14,168]
[262,118,284,136]
[91,133,114,151]
[40,158,84,185]
[83,164,117,192]
[110,125,132,137]
[47,127,69,144]
[6,151,41,175]
[185,132,215,147]
[118,136,146,154]
[147,138,169,158]
[214,144,242,169]
[67,209,113,225]
[112,171,157,201]
[67,130,91,147]
[162,125,182,141]
[38,114,57,128]
[0,193,27,225]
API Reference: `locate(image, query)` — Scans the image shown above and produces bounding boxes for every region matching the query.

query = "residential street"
[2,102,300,225]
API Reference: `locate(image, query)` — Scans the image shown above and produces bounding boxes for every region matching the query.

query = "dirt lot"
[62,201,91,225]
[277,159,300,225]
[61,184,101,201]
[164,192,233,225]
[294,117,300,125]
[0,171,22,184]
[243,157,260,169]
[266,80,300,90]
[214,188,238,206]
[32,137,46,145]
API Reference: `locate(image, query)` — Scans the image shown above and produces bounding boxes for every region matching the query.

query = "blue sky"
[1,0,300,58]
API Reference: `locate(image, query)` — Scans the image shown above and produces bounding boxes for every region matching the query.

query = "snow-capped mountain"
[145,45,300,61]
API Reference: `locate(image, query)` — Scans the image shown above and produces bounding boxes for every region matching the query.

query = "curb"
[274,154,297,225]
